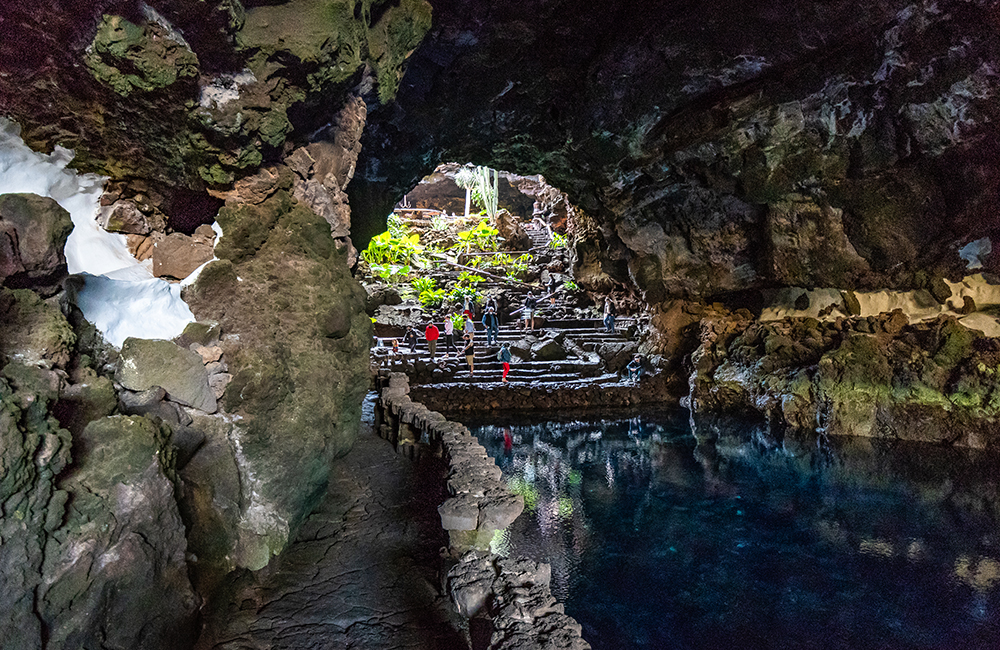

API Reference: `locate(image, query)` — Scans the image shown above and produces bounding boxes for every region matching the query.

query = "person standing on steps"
[463,333,475,376]
[443,315,457,357]
[424,321,439,360]
[498,342,512,383]
[403,325,418,353]
[603,297,617,334]
[523,291,538,332]
[464,311,476,340]
[482,306,499,346]
[546,274,557,308]
[462,295,475,319]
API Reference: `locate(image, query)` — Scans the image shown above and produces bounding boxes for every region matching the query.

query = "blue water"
[470,411,1000,650]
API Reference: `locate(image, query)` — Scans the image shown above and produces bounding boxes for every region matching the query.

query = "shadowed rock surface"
[196,422,467,650]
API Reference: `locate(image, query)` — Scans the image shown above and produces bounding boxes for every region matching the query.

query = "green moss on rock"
[0,288,75,370]
[85,15,199,96]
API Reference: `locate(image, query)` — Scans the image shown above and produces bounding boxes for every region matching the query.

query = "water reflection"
[469,410,1000,650]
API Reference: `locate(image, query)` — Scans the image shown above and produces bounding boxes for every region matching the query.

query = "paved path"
[196,414,467,650]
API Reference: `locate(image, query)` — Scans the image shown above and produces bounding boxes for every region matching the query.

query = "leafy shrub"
[419,288,446,308]
[549,232,568,249]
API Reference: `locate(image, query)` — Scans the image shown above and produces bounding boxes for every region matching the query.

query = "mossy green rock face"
[0,287,75,369]
[38,415,198,650]
[115,337,217,413]
[0,365,72,650]
[85,14,199,96]
[690,312,1000,448]
[183,194,371,574]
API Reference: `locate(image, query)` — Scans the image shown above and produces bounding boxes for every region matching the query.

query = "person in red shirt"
[425,322,440,360]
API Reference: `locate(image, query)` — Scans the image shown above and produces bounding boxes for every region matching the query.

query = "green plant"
[411,277,437,294]
[563,280,579,291]
[457,271,485,287]
[449,285,479,304]
[370,263,412,284]
[419,288,446,308]
[361,229,425,266]
[430,214,448,231]
[449,312,467,329]
[549,232,568,249]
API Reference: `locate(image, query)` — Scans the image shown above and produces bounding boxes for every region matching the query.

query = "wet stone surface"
[196,426,467,650]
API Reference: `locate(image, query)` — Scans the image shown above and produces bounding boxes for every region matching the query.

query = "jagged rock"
[152,231,215,280]
[168,423,206,469]
[841,290,862,316]
[928,276,952,304]
[210,164,296,206]
[497,209,531,250]
[0,287,75,369]
[0,363,73,650]
[115,337,217,413]
[53,368,117,435]
[0,193,73,293]
[208,372,232,398]
[118,385,193,427]
[447,551,497,617]
[194,344,223,363]
[177,319,222,347]
[98,199,164,234]
[961,295,977,314]
[531,339,568,361]
[39,415,199,650]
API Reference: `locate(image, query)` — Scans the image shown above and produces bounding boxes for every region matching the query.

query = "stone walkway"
[195,410,468,650]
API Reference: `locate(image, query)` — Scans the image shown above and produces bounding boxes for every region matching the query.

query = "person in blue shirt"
[482,306,500,345]
[626,354,643,383]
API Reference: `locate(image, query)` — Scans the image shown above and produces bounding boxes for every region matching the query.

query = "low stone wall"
[408,374,675,413]
[374,372,590,650]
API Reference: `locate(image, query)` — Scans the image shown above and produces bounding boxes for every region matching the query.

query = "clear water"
[469,410,1000,650]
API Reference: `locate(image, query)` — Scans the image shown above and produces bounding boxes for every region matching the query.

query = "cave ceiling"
[3,0,1000,301]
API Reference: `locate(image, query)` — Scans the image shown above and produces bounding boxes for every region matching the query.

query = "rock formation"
[4,0,1000,647]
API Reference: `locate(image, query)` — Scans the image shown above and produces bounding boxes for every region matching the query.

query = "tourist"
[464,312,476,340]
[463,334,475,376]
[390,339,399,355]
[498,342,512,383]
[443,315,457,356]
[626,354,643,383]
[482,306,499,345]
[402,325,418,353]
[462,295,475,319]
[547,275,557,307]
[424,321,439,360]
[523,291,538,332]
[603,297,617,333]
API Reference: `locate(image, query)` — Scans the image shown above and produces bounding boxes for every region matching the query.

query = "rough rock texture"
[1,364,198,650]
[116,337,218,413]
[151,226,216,280]
[0,0,431,203]
[688,310,1000,449]
[351,0,1000,303]
[181,186,371,577]
[194,425,466,650]
[0,287,76,369]
[0,193,73,293]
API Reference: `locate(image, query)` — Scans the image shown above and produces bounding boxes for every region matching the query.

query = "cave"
[2,0,1000,648]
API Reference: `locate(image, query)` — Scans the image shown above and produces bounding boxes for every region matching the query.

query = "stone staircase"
[373,317,638,388]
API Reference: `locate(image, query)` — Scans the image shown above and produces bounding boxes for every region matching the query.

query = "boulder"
[53,368,117,435]
[0,193,73,293]
[115,338,217,413]
[176,319,222,347]
[531,338,568,361]
[151,232,215,280]
[98,199,163,234]
[118,385,193,427]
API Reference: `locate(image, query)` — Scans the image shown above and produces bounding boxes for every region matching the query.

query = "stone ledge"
[375,371,590,650]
